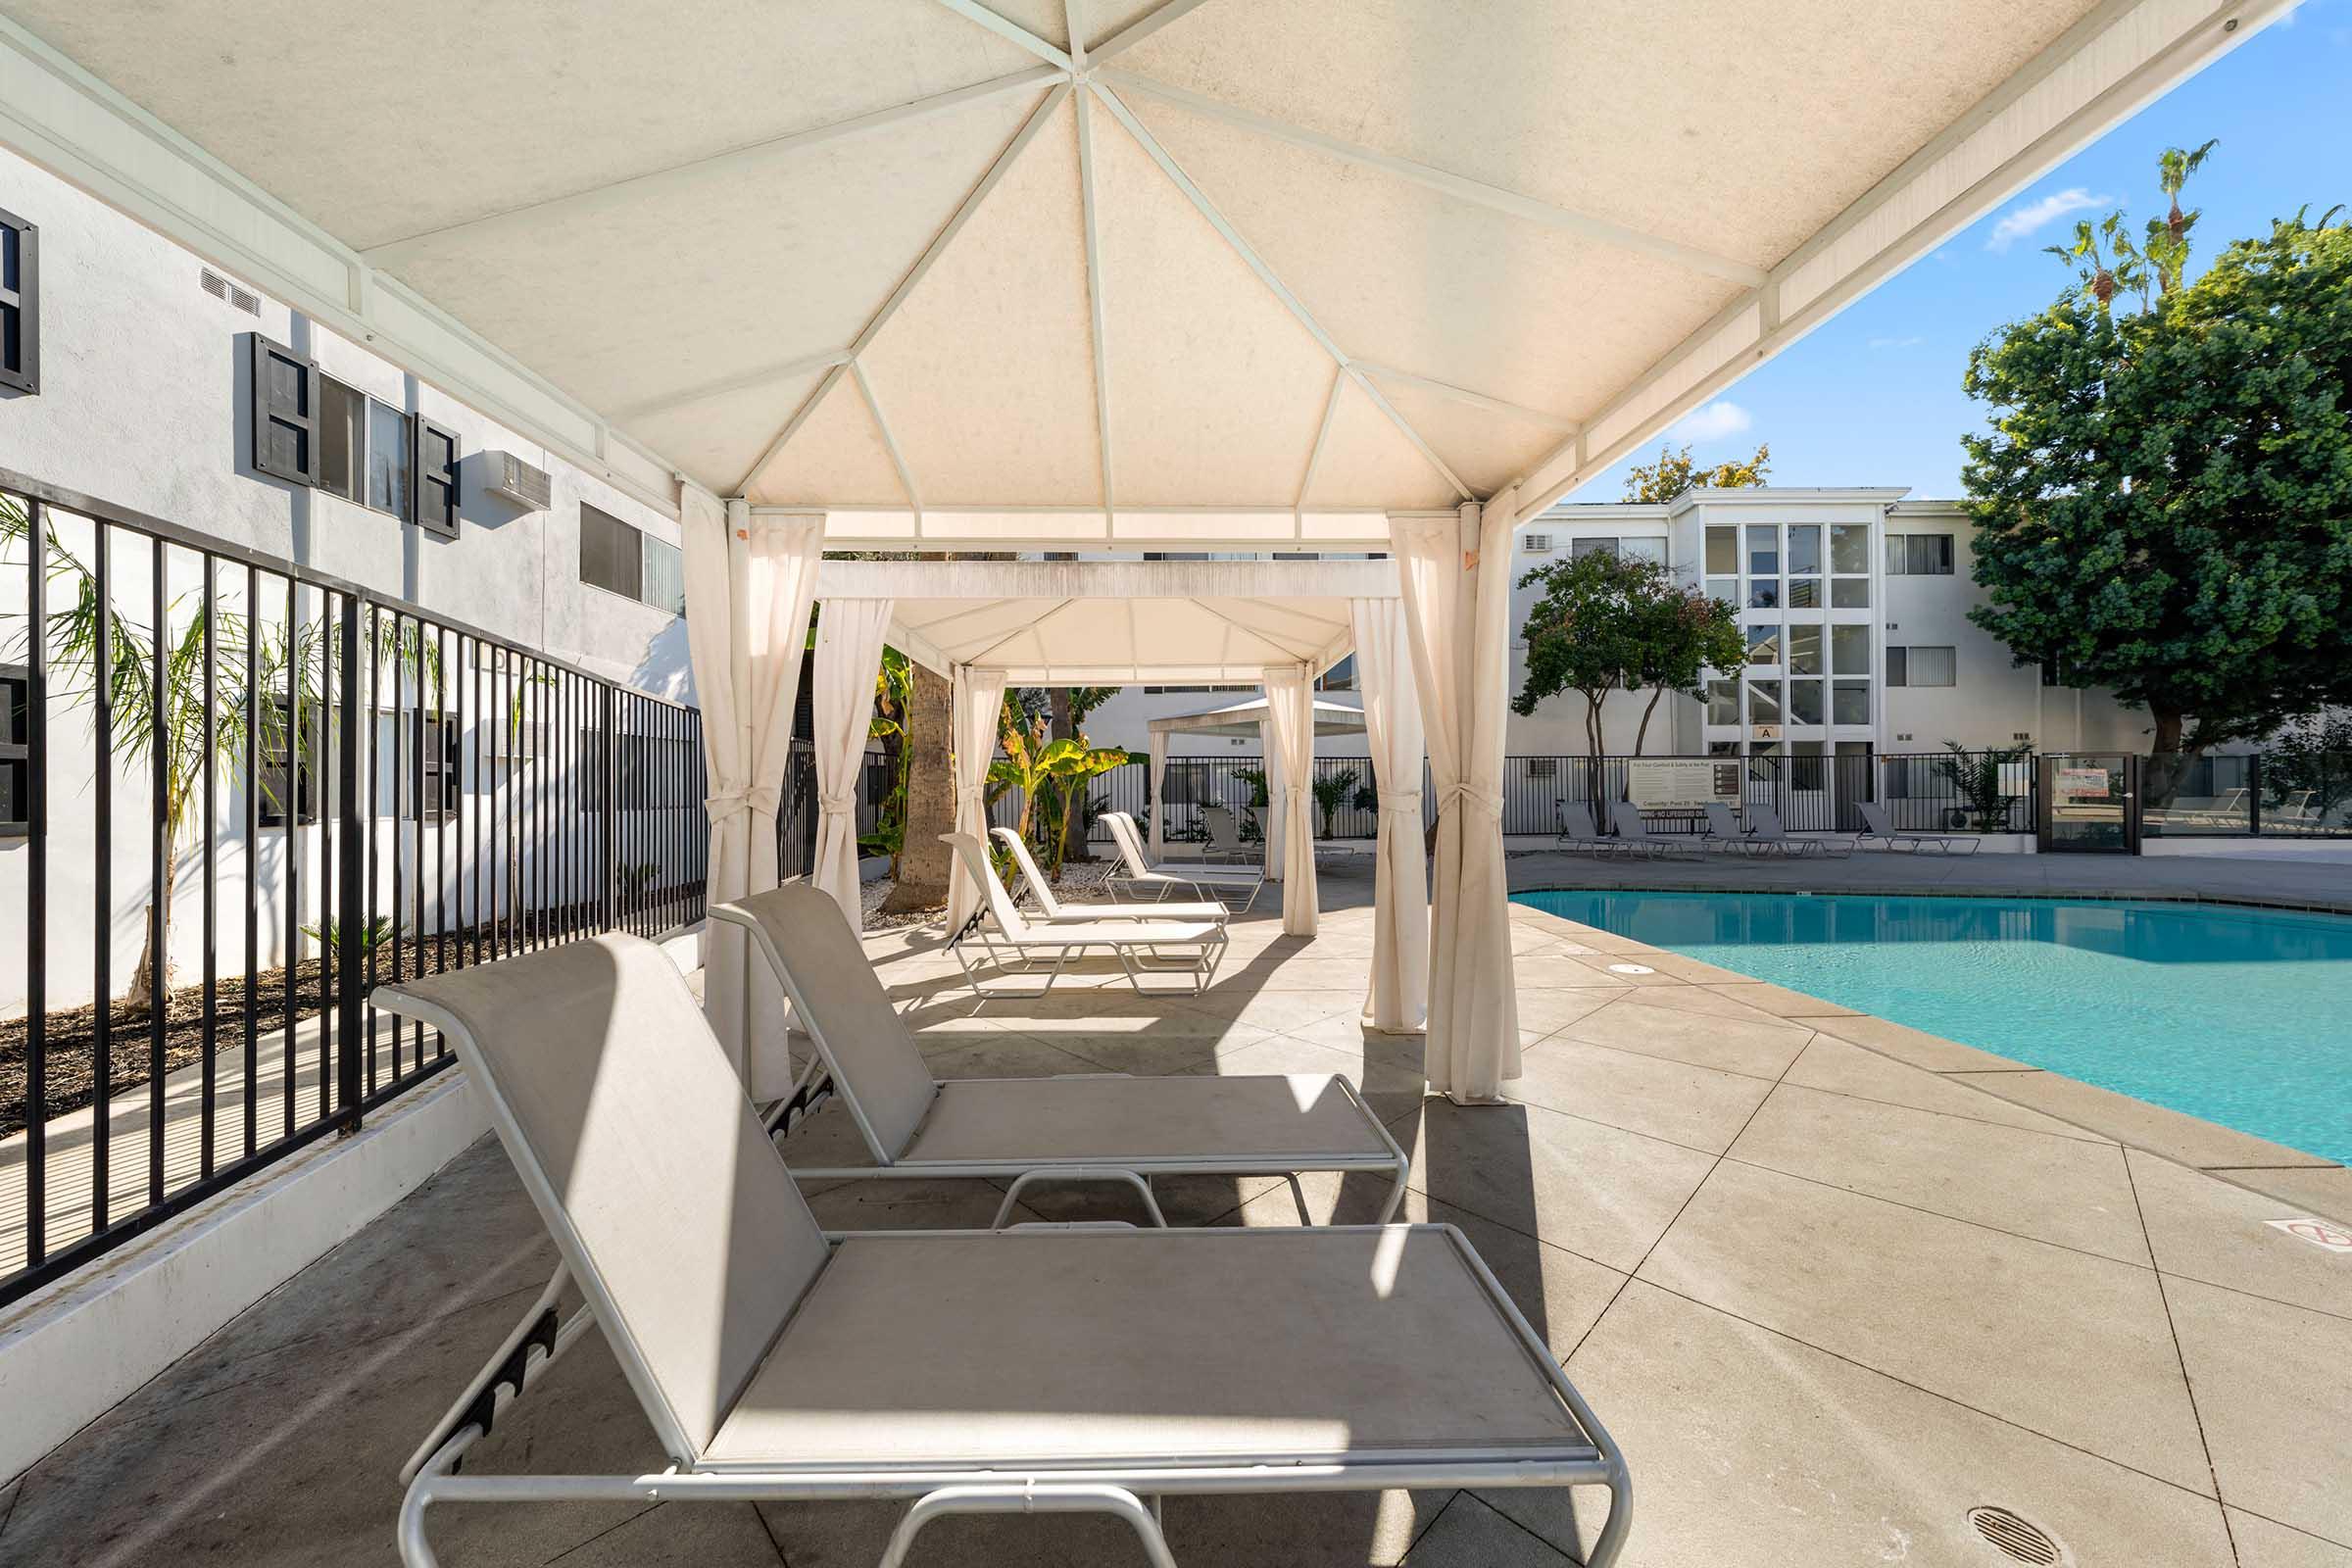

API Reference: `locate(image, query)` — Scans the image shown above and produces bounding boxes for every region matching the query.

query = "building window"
[1830,624,1870,676]
[1704,526,1736,574]
[1787,624,1822,675]
[1705,575,1739,606]
[1833,679,1870,725]
[1745,624,1780,664]
[1316,655,1355,692]
[1887,533,1956,575]
[641,533,684,614]
[1831,577,1871,609]
[0,207,37,395]
[1830,523,1870,575]
[1706,678,1740,725]
[318,376,367,503]
[1886,645,1956,687]
[0,662,28,836]
[250,343,457,532]
[367,398,413,520]
[580,504,643,600]
[258,697,321,828]
[1572,536,1618,560]
[1788,678,1824,726]
[1746,679,1783,725]
[385,711,462,821]
[1621,536,1666,565]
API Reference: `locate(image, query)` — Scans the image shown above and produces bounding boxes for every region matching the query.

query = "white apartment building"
[1086,490,2158,763]
[1,146,691,1015]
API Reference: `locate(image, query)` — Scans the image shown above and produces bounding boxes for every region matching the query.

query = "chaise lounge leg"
[877,1483,1181,1568]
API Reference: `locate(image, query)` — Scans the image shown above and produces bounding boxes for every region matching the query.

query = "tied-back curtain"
[810,598,894,928]
[1349,598,1429,1032]
[1260,721,1285,881]
[945,663,1008,933]
[1261,665,1318,937]
[1391,497,1520,1102]
[1146,726,1171,860]
[682,494,821,1090]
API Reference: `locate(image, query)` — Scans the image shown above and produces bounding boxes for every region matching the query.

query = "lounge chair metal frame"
[1701,802,1768,857]
[376,939,1633,1568]
[1102,810,1267,912]
[946,832,1226,1001]
[710,885,1410,1224]
[1608,801,1700,859]
[1746,805,1852,858]
[990,824,1231,926]
[1553,798,1620,855]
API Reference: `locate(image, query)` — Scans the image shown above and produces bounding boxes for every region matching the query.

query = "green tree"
[2262,713,2352,829]
[1513,552,1744,758]
[1962,213,2352,771]
[1620,441,1770,503]
[1309,766,1360,839]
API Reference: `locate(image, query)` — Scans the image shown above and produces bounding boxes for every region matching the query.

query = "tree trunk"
[1635,685,1665,757]
[1050,687,1074,745]
[2143,708,2197,810]
[879,662,956,912]
[126,845,179,1003]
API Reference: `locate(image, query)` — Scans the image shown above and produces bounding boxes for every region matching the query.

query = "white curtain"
[1146,726,1170,860]
[1350,598,1429,1032]
[1261,665,1318,936]
[682,494,821,1090]
[810,598,895,927]
[1261,719,1285,881]
[945,663,1008,933]
[1391,495,1520,1102]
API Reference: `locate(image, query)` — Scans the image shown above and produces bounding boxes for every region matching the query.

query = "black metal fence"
[1,471,706,1308]
[2139,751,2352,838]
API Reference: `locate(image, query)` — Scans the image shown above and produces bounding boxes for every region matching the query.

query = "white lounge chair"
[1853,800,1979,854]
[1102,810,1266,911]
[1554,799,1616,854]
[945,832,1226,999]
[1197,802,1260,863]
[712,882,1407,1225]
[990,825,1230,926]
[373,936,1632,1568]
[1747,806,1851,858]
[1609,801,1697,858]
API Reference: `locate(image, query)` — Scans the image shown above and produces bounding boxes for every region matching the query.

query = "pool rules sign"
[1627,760,1742,811]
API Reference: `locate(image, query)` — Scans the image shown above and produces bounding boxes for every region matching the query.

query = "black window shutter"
[0,207,35,395]
[249,333,318,485]
[415,417,461,537]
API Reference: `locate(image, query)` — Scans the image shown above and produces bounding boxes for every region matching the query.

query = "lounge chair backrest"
[990,826,1065,917]
[1609,802,1651,840]
[1200,804,1245,852]
[1705,802,1743,839]
[711,884,937,1161]
[373,935,829,1461]
[1857,800,1894,835]
[1750,807,1790,839]
[1102,810,1152,878]
[943,831,1033,938]
[1559,801,1600,839]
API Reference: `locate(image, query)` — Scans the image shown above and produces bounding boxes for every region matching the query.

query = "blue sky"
[1571,0,2352,503]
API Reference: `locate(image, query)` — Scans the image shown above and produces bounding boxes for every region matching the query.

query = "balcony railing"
[1,468,706,1308]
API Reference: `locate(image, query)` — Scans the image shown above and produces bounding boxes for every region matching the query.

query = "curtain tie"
[704,783,781,825]
[1438,782,1504,820]
[954,781,987,816]
[817,791,858,816]
[1378,790,1423,817]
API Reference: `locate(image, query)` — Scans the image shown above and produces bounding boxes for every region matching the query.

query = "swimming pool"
[1512,890,2352,1164]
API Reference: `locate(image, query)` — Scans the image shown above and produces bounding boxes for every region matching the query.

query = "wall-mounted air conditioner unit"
[484,451,552,511]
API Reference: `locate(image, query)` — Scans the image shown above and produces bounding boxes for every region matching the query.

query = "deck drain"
[1605,961,1654,975]
[1967,1505,2067,1565]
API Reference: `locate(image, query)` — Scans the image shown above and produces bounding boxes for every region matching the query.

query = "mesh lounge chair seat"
[374,935,1630,1568]
[1748,806,1852,858]
[711,883,1407,1221]
[1702,802,1765,856]
[946,831,1226,999]
[1554,800,1616,854]
[992,825,1229,925]
[1609,802,1698,858]
[706,1227,1585,1468]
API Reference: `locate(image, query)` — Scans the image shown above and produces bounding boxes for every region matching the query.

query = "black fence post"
[2249,753,2264,838]
[600,683,619,929]
[334,596,366,1128]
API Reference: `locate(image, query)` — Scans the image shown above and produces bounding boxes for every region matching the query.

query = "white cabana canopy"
[0,0,2283,1099]
[1148,696,1367,743]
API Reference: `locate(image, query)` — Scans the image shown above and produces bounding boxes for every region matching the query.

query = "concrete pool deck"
[2,863,2347,1566]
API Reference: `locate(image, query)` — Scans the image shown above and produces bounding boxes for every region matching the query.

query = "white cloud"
[1986,187,2112,252]
[1670,400,1753,444]
[1869,334,1925,350]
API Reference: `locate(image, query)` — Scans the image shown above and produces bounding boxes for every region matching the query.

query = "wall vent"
[200,268,261,316]
[1522,532,1555,553]
[484,451,553,511]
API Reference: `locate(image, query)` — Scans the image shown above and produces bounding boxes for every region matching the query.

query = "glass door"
[2039,753,2139,853]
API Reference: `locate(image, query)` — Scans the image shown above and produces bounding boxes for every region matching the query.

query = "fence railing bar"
[147,536,168,1206]
[198,553,218,1181]
[24,498,50,1263]
[90,517,112,1234]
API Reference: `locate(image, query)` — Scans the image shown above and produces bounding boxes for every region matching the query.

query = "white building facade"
[1085,490,2158,763]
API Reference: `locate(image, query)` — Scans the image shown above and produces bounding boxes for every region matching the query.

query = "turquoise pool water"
[1512,890,2352,1164]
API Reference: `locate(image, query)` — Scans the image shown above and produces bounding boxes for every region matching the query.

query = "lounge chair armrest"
[993,1166,1169,1229]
